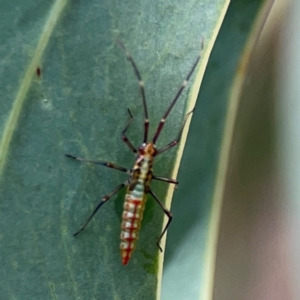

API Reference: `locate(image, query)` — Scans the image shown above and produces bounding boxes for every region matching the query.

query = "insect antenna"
[117,40,149,143]
[152,55,200,144]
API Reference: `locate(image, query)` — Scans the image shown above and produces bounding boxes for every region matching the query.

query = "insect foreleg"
[121,108,137,153]
[74,181,128,236]
[152,54,200,144]
[65,154,130,173]
[117,40,149,143]
[156,109,194,156]
[149,189,173,252]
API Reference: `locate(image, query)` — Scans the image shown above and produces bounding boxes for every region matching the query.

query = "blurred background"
[213,1,299,299]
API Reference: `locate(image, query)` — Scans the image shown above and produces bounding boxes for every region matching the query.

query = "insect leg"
[117,40,149,143]
[121,108,137,153]
[74,181,128,236]
[149,189,173,252]
[153,175,178,187]
[65,154,130,173]
[156,109,194,156]
[152,54,201,144]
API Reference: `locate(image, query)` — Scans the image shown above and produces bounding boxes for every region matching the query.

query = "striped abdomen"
[120,182,146,265]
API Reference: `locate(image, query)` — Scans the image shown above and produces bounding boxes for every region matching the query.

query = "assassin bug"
[66,40,201,265]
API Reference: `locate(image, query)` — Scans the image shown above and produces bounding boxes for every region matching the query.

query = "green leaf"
[0,1,230,299]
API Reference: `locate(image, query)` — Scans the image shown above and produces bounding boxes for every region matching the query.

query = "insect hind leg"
[149,189,173,252]
[74,181,128,236]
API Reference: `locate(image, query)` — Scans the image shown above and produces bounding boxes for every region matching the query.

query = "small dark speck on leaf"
[36,67,41,77]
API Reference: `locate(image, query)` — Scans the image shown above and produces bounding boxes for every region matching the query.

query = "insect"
[66,41,201,265]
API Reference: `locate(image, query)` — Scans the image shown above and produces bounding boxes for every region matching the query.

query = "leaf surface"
[0,0,227,299]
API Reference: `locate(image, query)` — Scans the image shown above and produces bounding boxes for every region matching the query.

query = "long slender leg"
[74,182,128,236]
[65,154,129,174]
[117,40,149,143]
[149,189,173,252]
[153,175,178,186]
[156,109,194,156]
[152,54,201,144]
[121,109,137,154]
